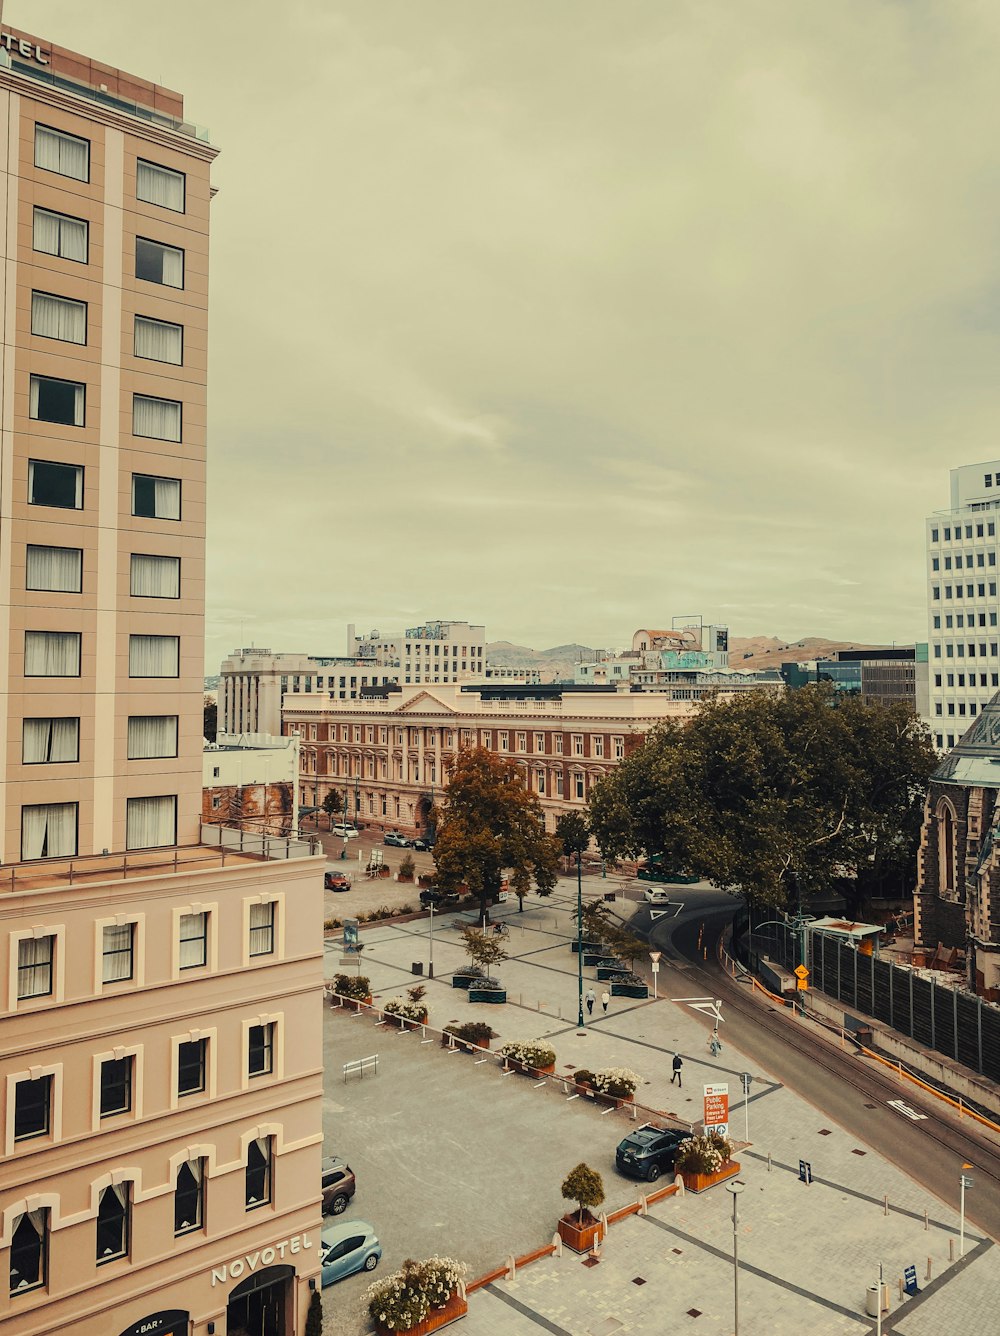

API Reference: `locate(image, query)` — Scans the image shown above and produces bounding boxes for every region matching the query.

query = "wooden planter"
[441,1034,492,1052]
[611,981,649,999]
[557,1211,603,1254]
[397,875,415,883]
[681,1159,742,1193]
[507,1059,556,1077]
[335,994,372,1012]
[383,1013,426,1029]
[468,986,506,1004]
[596,1091,635,1109]
[374,1289,468,1336]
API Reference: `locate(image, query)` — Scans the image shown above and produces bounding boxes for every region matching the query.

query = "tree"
[588,685,937,913]
[203,695,217,741]
[432,747,559,922]
[461,926,510,978]
[560,1162,605,1225]
[556,812,590,862]
[305,1290,323,1336]
[322,788,343,829]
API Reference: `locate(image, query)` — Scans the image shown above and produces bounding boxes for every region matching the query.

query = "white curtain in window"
[35,126,88,180]
[179,912,207,968]
[249,902,274,955]
[127,715,177,759]
[161,245,184,287]
[26,545,82,593]
[128,635,179,677]
[29,376,85,426]
[134,316,182,364]
[133,395,181,441]
[126,794,176,849]
[33,208,87,261]
[23,717,79,764]
[130,554,180,598]
[102,925,133,982]
[137,160,185,210]
[154,477,181,518]
[22,802,77,858]
[25,631,81,676]
[31,292,86,343]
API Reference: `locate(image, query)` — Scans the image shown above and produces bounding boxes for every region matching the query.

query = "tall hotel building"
[926,461,1000,750]
[0,26,324,1336]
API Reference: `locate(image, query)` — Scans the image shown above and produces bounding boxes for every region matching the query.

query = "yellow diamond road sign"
[794,965,809,979]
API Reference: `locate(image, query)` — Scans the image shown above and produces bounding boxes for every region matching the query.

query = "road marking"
[887,1099,928,1121]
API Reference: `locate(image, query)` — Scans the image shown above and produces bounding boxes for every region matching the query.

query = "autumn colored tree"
[432,747,559,922]
[588,685,936,913]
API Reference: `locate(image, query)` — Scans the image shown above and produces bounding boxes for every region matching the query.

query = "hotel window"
[593,736,605,758]
[35,123,89,180]
[177,1038,207,1095]
[127,715,178,759]
[134,315,183,365]
[32,206,88,262]
[126,795,176,849]
[136,159,186,212]
[30,374,85,426]
[246,1137,272,1209]
[248,1023,274,1077]
[31,291,86,344]
[102,924,134,983]
[249,902,276,957]
[516,732,526,752]
[16,937,54,1000]
[174,1160,205,1235]
[931,528,939,542]
[9,1209,48,1295]
[132,473,181,520]
[554,735,564,754]
[29,459,82,509]
[26,545,82,593]
[13,1075,52,1142]
[572,734,584,756]
[179,913,207,969]
[22,717,79,764]
[129,634,179,677]
[21,803,77,859]
[99,1056,133,1117]
[96,1184,130,1264]
[133,394,181,442]
[498,731,509,750]
[135,236,184,287]
[130,553,180,598]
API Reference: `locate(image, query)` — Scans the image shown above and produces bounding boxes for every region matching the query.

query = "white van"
[331,823,361,839]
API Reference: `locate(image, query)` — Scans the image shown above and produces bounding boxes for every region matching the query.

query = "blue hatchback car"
[320,1219,381,1287]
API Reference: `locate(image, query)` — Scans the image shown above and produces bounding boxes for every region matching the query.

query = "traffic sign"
[796,976,809,991]
[794,965,809,980]
[703,1083,730,1138]
[740,1072,752,1093]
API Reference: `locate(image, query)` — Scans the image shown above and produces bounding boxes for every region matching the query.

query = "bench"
[343,1054,379,1083]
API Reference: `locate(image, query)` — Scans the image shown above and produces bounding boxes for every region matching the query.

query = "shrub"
[497,1040,556,1069]
[454,963,485,980]
[674,1132,734,1175]
[561,1162,605,1224]
[572,1068,594,1087]
[382,997,429,1023]
[407,985,427,1004]
[365,1256,467,1331]
[323,917,341,931]
[332,973,371,1001]
[304,1288,323,1336]
[399,853,416,879]
[444,1021,498,1045]
[590,1067,642,1099]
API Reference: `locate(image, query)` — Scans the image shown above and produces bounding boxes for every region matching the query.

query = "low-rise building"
[575,622,781,700]
[203,734,300,835]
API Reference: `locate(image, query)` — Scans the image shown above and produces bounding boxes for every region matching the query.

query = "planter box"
[507,1059,556,1077]
[468,987,506,1004]
[451,974,482,990]
[374,1290,468,1336]
[610,981,649,999]
[583,950,607,967]
[441,1035,492,1052]
[383,1014,426,1029]
[334,994,371,1011]
[596,962,627,981]
[682,1159,742,1194]
[571,940,604,955]
[557,1212,603,1254]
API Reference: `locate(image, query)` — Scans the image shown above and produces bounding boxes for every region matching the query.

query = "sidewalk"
[323,881,997,1334]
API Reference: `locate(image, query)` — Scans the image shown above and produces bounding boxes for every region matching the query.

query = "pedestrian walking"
[671,1054,683,1087]
[601,990,610,1014]
[585,988,596,1017]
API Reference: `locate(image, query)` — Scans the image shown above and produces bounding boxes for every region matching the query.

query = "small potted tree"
[331,973,372,1011]
[398,852,417,883]
[461,928,509,1003]
[558,1162,605,1253]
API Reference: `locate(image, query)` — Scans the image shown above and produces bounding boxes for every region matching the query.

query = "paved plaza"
[321,880,1000,1334]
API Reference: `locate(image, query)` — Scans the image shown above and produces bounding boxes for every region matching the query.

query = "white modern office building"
[926,461,1000,749]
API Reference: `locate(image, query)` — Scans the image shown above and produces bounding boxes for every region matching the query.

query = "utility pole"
[576,847,584,1029]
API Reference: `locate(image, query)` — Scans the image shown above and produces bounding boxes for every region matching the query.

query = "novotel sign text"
[1,33,49,65]
[211,1233,313,1285]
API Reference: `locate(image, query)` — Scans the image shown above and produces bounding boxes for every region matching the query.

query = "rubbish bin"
[865,1285,889,1317]
[411,961,424,976]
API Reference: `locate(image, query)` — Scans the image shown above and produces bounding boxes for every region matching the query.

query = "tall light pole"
[727,1180,745,1335]
[960,1163,974,1258]
[576,846,584,1029]
[427,902,435,979]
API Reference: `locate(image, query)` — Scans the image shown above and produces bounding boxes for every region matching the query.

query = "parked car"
[384,831,412,848]
[413,835,436,851]
[321,1155,357,1215]
[324,871,352,892]
[419,887,460,909]
[320,1218,381,1286]
[643,886,671,904]
[615,1125,687,1182]
[331,823,361,838]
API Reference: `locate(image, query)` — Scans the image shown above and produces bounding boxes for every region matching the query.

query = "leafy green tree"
[433,747,559,922]
[322,788,343,829]
[588,686,936,913]
[556,812,590,860]
[461,926,510,978]
[203,695,217,741]
[304,1290,323,1336]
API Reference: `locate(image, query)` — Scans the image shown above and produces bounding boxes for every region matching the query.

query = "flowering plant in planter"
[332,973,371,1001]
[382,997,429,1024]
[497,1040,556,1069]
[674,1132,733,1175]
[443,1021,498,1048]
[590,1067,642,1099]
[365,1256,467,1331]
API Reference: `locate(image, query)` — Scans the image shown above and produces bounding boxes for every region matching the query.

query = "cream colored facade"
[284,684,696,834]
[0,27,324,1336]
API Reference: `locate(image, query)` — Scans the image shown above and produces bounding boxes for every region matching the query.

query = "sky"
[20,1,1000,669]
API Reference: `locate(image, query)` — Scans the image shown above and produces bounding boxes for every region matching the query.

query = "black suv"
[615,1125,687,1182]
[419,887,460,909]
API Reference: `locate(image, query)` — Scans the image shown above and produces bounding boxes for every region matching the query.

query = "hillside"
[729,637,895,670]
[486,641,593,682]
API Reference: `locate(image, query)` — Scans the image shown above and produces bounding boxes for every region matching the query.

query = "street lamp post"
[427,902,435,979]
[960,1163,974,1258]
[649,950,661,1000]
[576,847,584,1029]
[726,1180,745,1335]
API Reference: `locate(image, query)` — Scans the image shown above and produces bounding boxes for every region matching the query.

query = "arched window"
[937,800,957,895]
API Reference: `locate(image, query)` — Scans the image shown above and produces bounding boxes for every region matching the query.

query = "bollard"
[926,1257,932,1281]
[924,1209,929,1231]
[767,1151,772,1173]
[506,1255,516,1281]
[898,1278,904,1299]
[884,1194,889,1217]
[674,1173,685,1198]
[552,1232,563,1258]
[638,1194,648,1216]
[949,1238,955,1261]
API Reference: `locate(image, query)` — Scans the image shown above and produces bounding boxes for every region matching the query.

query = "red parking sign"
[703,1083,730,1136]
